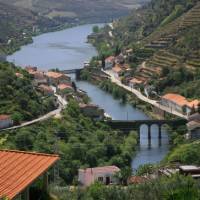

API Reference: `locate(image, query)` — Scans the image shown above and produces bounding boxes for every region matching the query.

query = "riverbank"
[3,23,80,56]
[80,66,167,120]
[1,100,138,184]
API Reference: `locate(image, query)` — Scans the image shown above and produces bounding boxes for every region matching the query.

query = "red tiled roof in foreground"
[0,150,59,199]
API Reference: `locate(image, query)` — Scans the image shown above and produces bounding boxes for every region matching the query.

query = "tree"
[116,167,132,185]
[93,26,100,33]
[72,81,77,92]
[11,112,23,124]
[115,45,121,56]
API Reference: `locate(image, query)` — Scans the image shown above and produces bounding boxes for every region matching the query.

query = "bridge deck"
[61,68,82,74]
[106,119,187,130]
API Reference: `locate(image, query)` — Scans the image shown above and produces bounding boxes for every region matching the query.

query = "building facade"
[79,103,104,120]
[78,166,120,187]
[161,93,199,115]
[46,71,71,85]
[0,115,13,129]
[105,56,115,69]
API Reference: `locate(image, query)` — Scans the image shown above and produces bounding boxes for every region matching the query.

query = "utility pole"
[53,132,60,185]
[126,111,129,120]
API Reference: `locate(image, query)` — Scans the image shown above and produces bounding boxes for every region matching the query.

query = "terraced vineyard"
[143,2,200,49]
[146,50,183,69]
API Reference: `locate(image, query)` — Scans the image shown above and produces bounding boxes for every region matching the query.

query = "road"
[0,90,68,131]
[102,69,188,119]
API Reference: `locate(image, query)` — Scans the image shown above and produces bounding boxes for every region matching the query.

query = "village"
[98,52,200,140]
[0,56,200,200]
[0,65,107,131]
[1,61,200,199]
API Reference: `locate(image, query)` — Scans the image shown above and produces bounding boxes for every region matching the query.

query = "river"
[7,24,169,170]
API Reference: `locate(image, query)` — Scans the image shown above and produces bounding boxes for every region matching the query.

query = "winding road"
[102,69,187,119]
[0,92,68,132]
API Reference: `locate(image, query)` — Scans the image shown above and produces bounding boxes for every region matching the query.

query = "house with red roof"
[57,83,73,93]
[79,103,105,120]
[15,72,24,79]
[38,84,54,96]
[161,93,199,115]
[78,165,120,187]
[0,150,59,200]
[0,115,13,129]
[105,56,115,69]
[112,64,124,79]
[46,71,71,85]
[25,66,37,73]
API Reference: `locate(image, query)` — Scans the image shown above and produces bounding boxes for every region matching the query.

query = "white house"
[161,93,199,115]
[78,166,120,187]
[0,115,13,129]
[105,56,115,69]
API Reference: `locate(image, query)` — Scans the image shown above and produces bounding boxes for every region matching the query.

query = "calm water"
[7,24,169,169]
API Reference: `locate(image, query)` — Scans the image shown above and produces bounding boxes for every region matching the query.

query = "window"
[98,177,103,182]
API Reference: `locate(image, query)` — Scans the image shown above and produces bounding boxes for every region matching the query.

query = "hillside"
[0,2,64,55]
[0,0,150,24]
[0,62,56,123]
[91,0,200,98]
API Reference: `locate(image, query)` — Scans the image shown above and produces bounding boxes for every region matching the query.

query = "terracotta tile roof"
[0,150,59,199]
[162,93,189,106]
[128,176,147,184]
[105,56,115,62]
[130,78,143,84]
[15,73,23,78]
[58,83,73,90]
[187,100,199,108]
[79,103,98,109]
[38,85,54,93]
[46,71,64,79]
[112,64,123,73]
[25,66,37,72]
[0,115,11,121]
[162,93,199,108]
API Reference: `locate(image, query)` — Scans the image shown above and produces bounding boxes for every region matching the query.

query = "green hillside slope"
[91,0,200,98]
[0,0,150,23]
[0,62,56,123]
[0,2,64,55]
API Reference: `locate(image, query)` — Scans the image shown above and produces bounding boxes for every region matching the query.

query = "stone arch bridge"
[61,68,83,79]
[106,119,187,140]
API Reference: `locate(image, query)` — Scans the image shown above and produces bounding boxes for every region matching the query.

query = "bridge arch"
[139,124,150,140]
[105,119,187,142]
